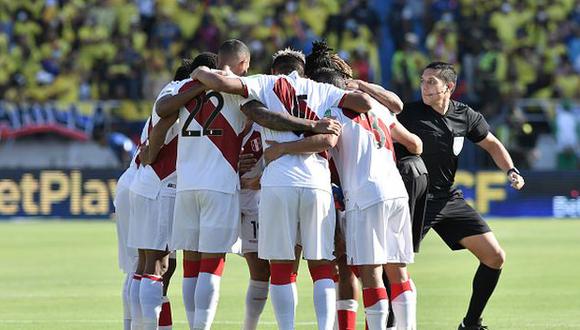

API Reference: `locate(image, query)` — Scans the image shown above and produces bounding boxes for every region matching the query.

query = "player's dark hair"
[424,61,457,86]
[305,40,352,79]
[174,52,217,80]
[272,53,305,76]
[309,67,346,89]
[218,39,250,61]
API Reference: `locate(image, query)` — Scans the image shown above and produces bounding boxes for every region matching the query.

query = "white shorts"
[127,191,175,251]
[114,183,138,273]
[345,198,414,265]
[241,212,259,254]
[170,190,240,253]
[258,187,335,261]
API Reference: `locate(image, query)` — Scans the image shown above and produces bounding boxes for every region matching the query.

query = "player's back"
[241,71,345,192]
[330,99,407,210]
[176,78,248,194]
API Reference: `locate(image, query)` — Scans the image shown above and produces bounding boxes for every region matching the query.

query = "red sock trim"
[143,274,163,282]
[133,274,142,280]
[309,264,334,282]
[349,265,360,278]
[199,257,225,276]
[390,280,413,300]
[337,310,356,330]
[270,263,297,285]
[158,301,172,326]
[183,259,201,278]
[362,287,388,308]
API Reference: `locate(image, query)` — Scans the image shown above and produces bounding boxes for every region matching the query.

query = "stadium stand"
[0,0,578,169]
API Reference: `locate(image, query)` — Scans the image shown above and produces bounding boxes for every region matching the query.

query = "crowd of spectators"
[0,0,578,168]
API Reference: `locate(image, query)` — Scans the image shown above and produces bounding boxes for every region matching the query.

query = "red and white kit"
[329,99,413,265]
[128,81,180,251]
[170,79,248,253]
[240,71,347,261]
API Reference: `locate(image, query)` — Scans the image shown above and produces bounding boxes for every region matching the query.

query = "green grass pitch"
[1,219,579,329]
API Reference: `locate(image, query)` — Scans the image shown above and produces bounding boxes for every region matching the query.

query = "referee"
[397,62,525,330]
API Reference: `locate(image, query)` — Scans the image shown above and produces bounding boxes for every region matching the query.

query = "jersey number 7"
[181,91,225,137]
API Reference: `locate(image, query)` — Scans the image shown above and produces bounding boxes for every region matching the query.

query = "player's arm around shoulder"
[190,66,246,96]
[476,132,525,190]
[391,116,422,155]
[156,80,207,118]
[346,79,403,114]
[340,90,373,113]
[263,132,340,165]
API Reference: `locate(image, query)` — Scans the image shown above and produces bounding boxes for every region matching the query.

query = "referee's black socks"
[464,263,502,326]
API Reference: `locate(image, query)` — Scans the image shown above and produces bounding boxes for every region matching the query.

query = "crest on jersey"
[453,136,464,156]
[324,108,332,117]
[250,138,261,152]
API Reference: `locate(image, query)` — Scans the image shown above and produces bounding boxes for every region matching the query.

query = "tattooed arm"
[241,100,341,135]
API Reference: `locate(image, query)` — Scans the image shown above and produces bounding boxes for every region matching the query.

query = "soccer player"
[238,122,270,330]
[396,62,525,330]
[126,57,210,330]
[264,67,422,329]
[114,118,148,330]
[191,48,373,330]
[168,41,344,330]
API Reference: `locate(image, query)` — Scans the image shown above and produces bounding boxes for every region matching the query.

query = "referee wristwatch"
[507,167,520,176]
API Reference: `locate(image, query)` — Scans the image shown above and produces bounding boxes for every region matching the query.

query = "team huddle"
[114,39,525,330]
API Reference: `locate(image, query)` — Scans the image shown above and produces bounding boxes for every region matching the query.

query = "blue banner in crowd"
[0,169,578,219]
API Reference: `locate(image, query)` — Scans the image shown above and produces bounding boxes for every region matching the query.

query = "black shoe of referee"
[458,318,488,330]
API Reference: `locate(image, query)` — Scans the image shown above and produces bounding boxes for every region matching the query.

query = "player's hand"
[238,152,257,175]
[190,66,210,80]
[137,145,153,165]
[313,118,341,136]
[263,140,285,165]
[345,79,362,91]
[241,176,261,190]
[219,65,234,76]
[509,172,525,190]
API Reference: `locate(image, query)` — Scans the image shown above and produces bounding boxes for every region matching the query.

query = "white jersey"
[239,123,264,213]
[329,99,408,210]
[240,71,346,192]
[130,81,180,199]
[175,78,248,194]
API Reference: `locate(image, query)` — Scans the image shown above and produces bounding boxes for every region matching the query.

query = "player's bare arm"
[263,134,339,164]
[391,117,422,154]
[241,100,341,135]
[346,79,403,114]
[155,83,207,118]
[190,66,246,95]
[340,90,373,113]
[138,113,178,165]
[477,132,525,190]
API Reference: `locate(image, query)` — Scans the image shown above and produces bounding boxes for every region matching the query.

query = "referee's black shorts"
[423,189,491,250]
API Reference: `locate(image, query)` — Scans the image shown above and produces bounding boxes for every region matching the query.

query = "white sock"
[270,282,298,330]
[243,280,269,330]
[139,275,163,330]
[391,280,416,330]
[313,279,336,330]
[123,273,132,330]
[183,277,198,328]
[193,272,221,330]
[363,287,389,330]
[130,275,143,330]
[158,296,173,329]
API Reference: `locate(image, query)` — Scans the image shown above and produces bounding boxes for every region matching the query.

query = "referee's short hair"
[424,62,457,87]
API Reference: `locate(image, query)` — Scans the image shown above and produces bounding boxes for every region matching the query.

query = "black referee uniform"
[397,99,491,250]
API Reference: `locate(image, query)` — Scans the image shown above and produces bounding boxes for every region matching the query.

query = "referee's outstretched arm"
[476,132,525,190]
